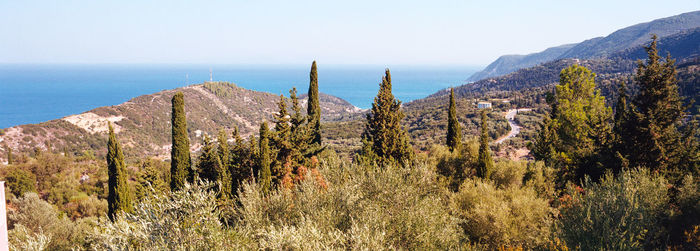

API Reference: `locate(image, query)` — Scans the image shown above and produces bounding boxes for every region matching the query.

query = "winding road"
[495,108,532,144]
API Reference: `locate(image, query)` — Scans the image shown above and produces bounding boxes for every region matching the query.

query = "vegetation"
[106,122,131,221]
[476,110,494,179]
[170,91,192,191]
[0,36,698,250]
[307,61,322,147]
[358,69,414,166]
[446,88,463,152]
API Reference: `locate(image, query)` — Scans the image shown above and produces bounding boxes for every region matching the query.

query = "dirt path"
[494,108,532,144]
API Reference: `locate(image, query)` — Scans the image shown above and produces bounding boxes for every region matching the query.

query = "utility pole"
[209,68,213,82]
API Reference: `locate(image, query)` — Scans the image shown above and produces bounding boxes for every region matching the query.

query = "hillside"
[468,10,700,81]
[467,44,576,82]
[0,82,362,160]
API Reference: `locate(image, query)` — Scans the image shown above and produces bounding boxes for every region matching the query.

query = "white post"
[0,181,7,251]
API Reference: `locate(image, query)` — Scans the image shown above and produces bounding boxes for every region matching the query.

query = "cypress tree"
[477,110,493,179]
[274,94,293,166]
[307,61,322,146]
[290,88,309,165]
[106,122,131,221]
[627,35,685,173]
[446,88,462,152]
[359,69,414,166]
[5,145,13,165]
[259,122,272,194]
[170,91,192,191]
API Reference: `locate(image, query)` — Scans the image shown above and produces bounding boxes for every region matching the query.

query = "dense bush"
[89,182,238,250]
[234,161,464,249]
[8,193,96,250]
[557,169,669,249]
[450,178,556,249]
[4,167,36,197]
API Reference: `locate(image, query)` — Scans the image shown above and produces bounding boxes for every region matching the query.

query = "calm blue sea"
[0,64,478,129]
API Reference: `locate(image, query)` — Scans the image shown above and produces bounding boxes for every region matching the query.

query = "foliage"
[447,88,463,152]
[477,110,494,179]
[8,192,97,250]
[307,61,323,147]
[107,122,131,221]
[170,91,193,191]
[557,168,669,250]
[4,167,36,197]
[233,160,464,250]
[450,177,556,249]
[624,35,690,174]
[197,134,230,200]
[531,64,612,184]
[433,142,478,191]
[359,69,414,166]
[89,182,239,250]
[258,121,272,194]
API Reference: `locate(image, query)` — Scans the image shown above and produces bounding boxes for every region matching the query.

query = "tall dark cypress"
[106,122,131,221]
[446,88,462,152]
[477,110,493,179]
[259,122,272,194]
[5,145,13,165]
[170,92,192,191]
[359,69,414,166]
[290,87,309,165]
[307,61,322,146]
[628,35,685,172]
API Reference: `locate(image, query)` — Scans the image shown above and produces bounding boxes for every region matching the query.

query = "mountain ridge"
[468,10,700,82]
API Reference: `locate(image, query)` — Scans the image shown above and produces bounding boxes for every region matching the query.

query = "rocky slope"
[0,82,362,160]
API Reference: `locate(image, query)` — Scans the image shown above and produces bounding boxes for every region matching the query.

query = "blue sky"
[0,0,697,65]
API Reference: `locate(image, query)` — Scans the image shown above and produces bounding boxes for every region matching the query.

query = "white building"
[477,102,492,109]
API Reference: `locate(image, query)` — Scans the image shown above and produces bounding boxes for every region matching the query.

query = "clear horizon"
[1,1,697,65]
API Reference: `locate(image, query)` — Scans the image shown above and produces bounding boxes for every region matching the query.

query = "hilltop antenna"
[186,73,189,85]
[209,68,213,82]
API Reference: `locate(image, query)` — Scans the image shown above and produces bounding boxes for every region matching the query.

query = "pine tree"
[477,110,493,179]
[611,81,633,171]
[627,35,685,173]
[106,122,131,221]
[259,122,272,194]
[197,135,230,199]
[532,65,612,183]
[446,88,462,152]
[359,69,414,166]
[229,127,256,194]
[307,61,322,147]
[170,92,192,191]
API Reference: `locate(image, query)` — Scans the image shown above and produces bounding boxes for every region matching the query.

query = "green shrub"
[490,160,527,188]
[432,142,478,191]
[450,178,556,249]
[7,192,93,250]
[4,168,36,197]
[557,168,669,250]
[89,182,242,250]
[234,162,464,249]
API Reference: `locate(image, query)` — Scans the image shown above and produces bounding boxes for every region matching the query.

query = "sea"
[0,64,479,129]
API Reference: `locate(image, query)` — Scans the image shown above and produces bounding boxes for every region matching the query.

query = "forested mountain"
[0,82,361,161]
[467,44,576,82]
[468,10,700,81]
